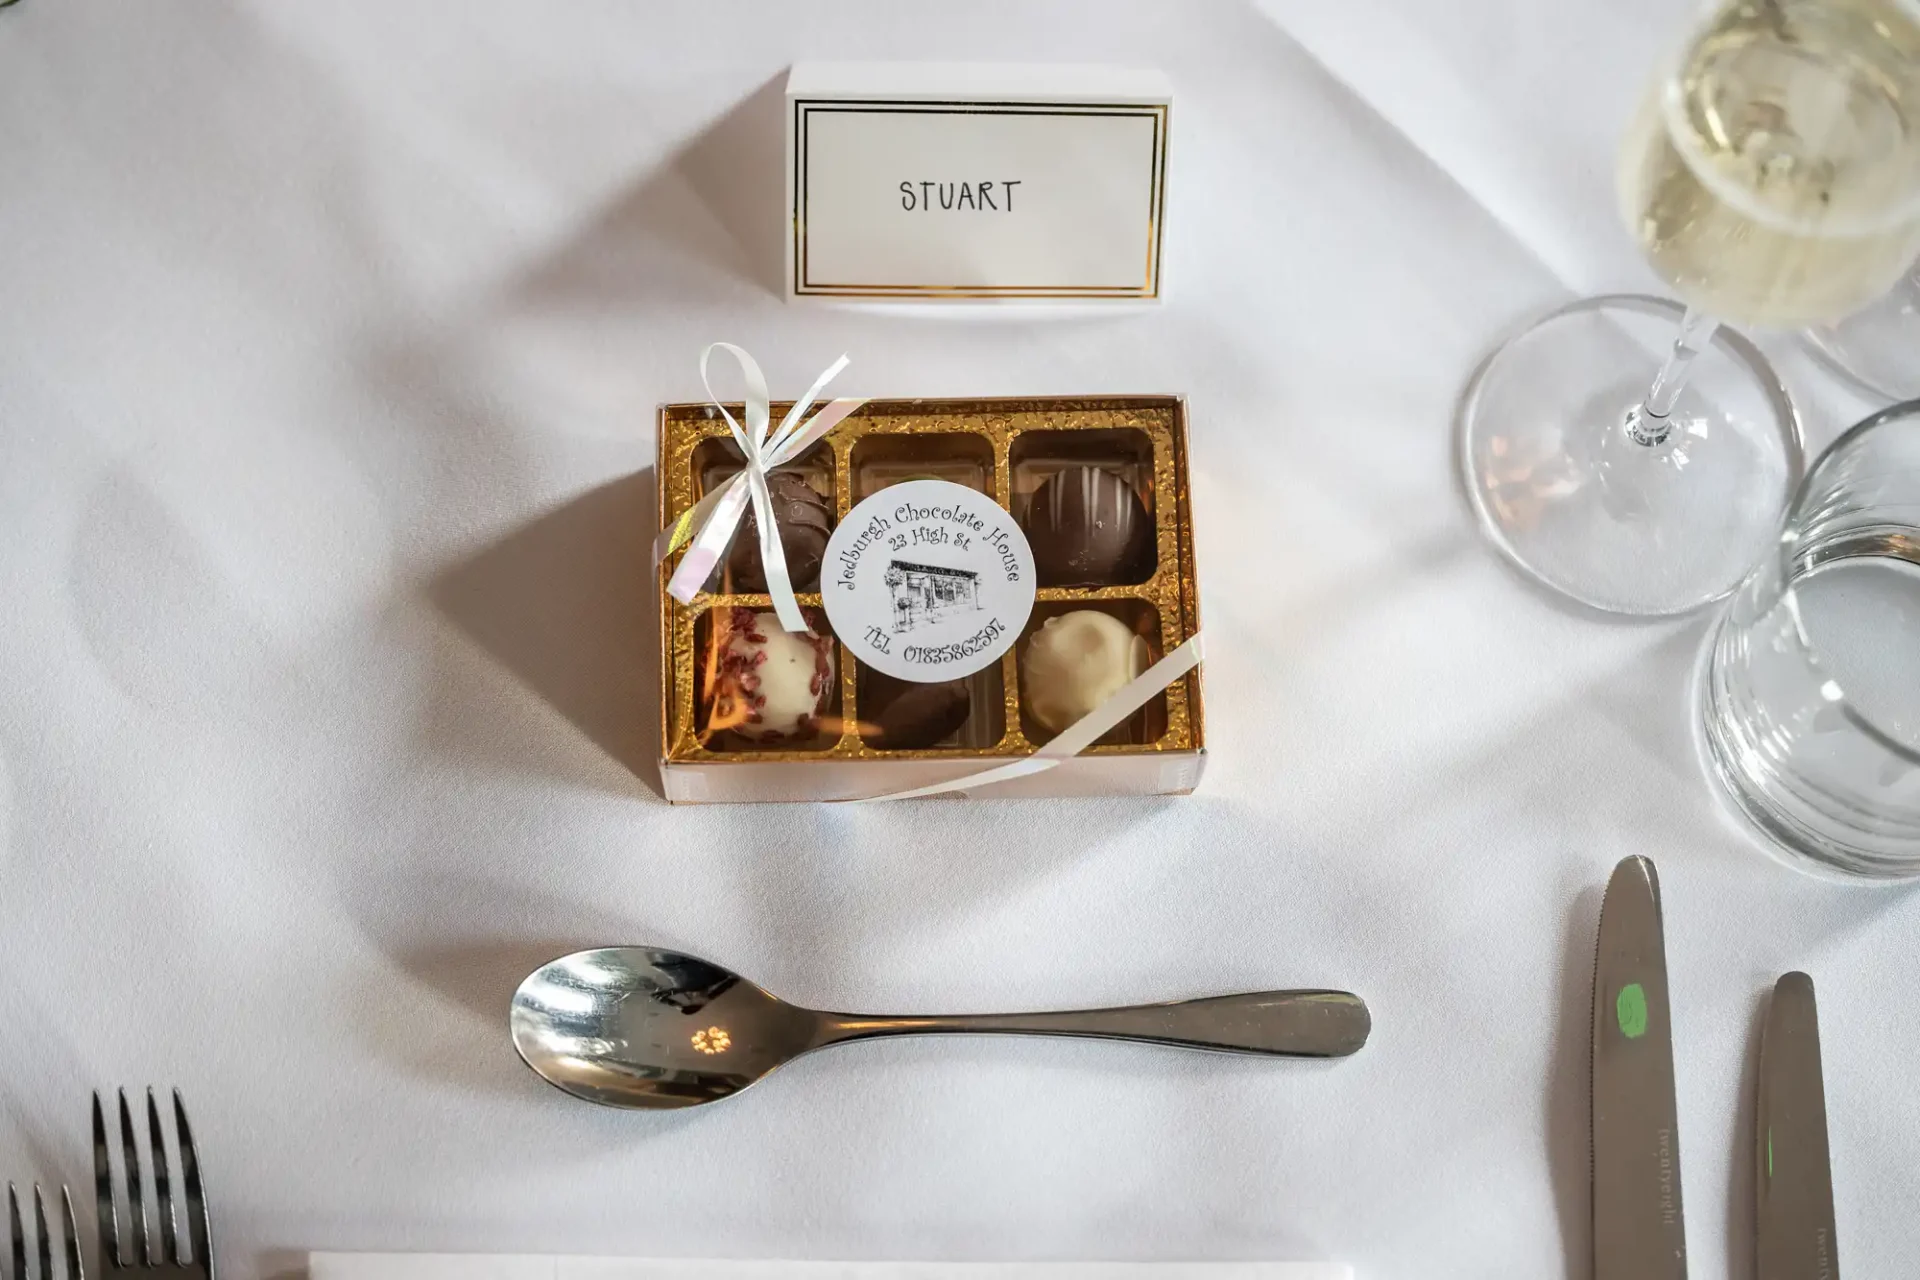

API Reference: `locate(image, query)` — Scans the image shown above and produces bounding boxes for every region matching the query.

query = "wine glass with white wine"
[1807,258,1920,401]
[1461,0,1920,616]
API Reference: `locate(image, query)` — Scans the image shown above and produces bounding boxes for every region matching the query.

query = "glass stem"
[1628,307,1720,446]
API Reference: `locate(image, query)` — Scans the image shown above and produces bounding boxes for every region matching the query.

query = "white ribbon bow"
[654,344,866,632]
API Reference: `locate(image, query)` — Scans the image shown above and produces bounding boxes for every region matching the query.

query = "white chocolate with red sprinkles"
[711,608,835,741]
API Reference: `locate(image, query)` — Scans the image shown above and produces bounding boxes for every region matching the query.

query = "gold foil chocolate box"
[656,395,1204,802]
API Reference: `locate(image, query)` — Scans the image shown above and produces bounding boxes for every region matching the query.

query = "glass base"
[1460,295,1803,617]
[1806,266,1920,403]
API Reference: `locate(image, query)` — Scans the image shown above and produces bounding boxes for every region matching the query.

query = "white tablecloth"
[0,2,1908,1277]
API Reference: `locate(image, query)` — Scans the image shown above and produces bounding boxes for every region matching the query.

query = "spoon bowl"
[511,947,1371,1110]
[510,948,814,1108]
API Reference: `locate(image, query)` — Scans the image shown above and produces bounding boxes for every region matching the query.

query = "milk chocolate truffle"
[1023,466,1152,586]
[709,608,835,742]
[868,678,971,750]
[724,472,835,593]
[1019,610,1151,734]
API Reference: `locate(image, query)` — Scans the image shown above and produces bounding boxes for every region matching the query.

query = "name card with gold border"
[785,63,1171,301]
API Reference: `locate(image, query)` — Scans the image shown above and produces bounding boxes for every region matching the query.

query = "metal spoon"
[510,946,1371,1109]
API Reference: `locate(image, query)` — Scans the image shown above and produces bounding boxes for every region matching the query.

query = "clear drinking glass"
[1462,0,1920,616]
[1807,261,1920,402]
[1703,398,1920,880]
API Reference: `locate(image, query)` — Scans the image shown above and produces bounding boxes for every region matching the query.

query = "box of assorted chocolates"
[655,394,1204,803]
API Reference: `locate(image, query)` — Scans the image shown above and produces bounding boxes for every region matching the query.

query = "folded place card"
[785,63,1172,301]
[310,1257,1350,1280]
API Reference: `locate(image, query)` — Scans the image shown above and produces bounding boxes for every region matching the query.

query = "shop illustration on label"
[823,479,1035,683]
[885,559,982,633]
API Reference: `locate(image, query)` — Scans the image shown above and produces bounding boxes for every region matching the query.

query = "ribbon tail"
[1035,633,1206,761]
[746,465,809,633]
[840,757,1060,804]
[843,633,1206,802]
[764,397,867,469]
[666,479,752,604]
[654,481,735,567]
[766,354,851,457]
[701,342,773,454]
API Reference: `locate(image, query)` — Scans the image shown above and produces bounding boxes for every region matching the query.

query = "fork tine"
[174,1092,210,1277]
[91,1094,118,1269]
[32,1188,50,1280]
[116,1090,148,1267]
[145,1090,177,1265]
[9,1183,25,1280]
[59,1187,81,1280]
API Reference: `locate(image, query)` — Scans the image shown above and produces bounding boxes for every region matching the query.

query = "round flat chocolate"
[1022,466,1152,586]
[869,679,971,750]
[725,472,834,593]
[1019,610,1150,735]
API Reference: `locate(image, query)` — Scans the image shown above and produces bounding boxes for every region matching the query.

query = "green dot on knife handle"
[1616,983,1649,1039]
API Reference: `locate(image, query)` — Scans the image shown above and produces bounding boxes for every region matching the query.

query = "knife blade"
[1592,855,1687,1279]
[1757,971,1840,1280]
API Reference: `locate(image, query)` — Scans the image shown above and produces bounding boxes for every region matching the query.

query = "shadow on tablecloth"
[1545,883,1601,1280]
[429,470,665,800]
[511,71,788,304]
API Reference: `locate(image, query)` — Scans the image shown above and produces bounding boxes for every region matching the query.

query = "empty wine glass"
[1462,0,1920,616]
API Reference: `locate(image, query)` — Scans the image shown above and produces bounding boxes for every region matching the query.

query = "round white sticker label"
[821,479,1036,683]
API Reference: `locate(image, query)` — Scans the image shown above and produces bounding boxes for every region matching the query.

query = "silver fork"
[6,1183,82,1280]
[91,1092,210,1279]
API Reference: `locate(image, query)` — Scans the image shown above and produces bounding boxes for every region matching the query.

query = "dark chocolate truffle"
[724,471,834,593]
[1023,466,1152,586]
[869,679,971,750]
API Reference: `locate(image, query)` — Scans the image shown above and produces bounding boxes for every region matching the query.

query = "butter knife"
[1757,971,1840,1280]
[1592,855,1687,1279]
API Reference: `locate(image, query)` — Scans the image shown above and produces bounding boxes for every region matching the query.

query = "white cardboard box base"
[309,1258,1350,1280]
[660,750,1205,803]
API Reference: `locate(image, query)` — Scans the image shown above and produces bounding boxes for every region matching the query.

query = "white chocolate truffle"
[1019,610,1150,734]
[711,609,835,742]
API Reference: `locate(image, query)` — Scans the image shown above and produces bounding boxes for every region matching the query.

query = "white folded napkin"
[309,1257,1351,1280]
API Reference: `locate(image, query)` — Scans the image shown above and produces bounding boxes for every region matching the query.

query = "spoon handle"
[818,990,1370,1058]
